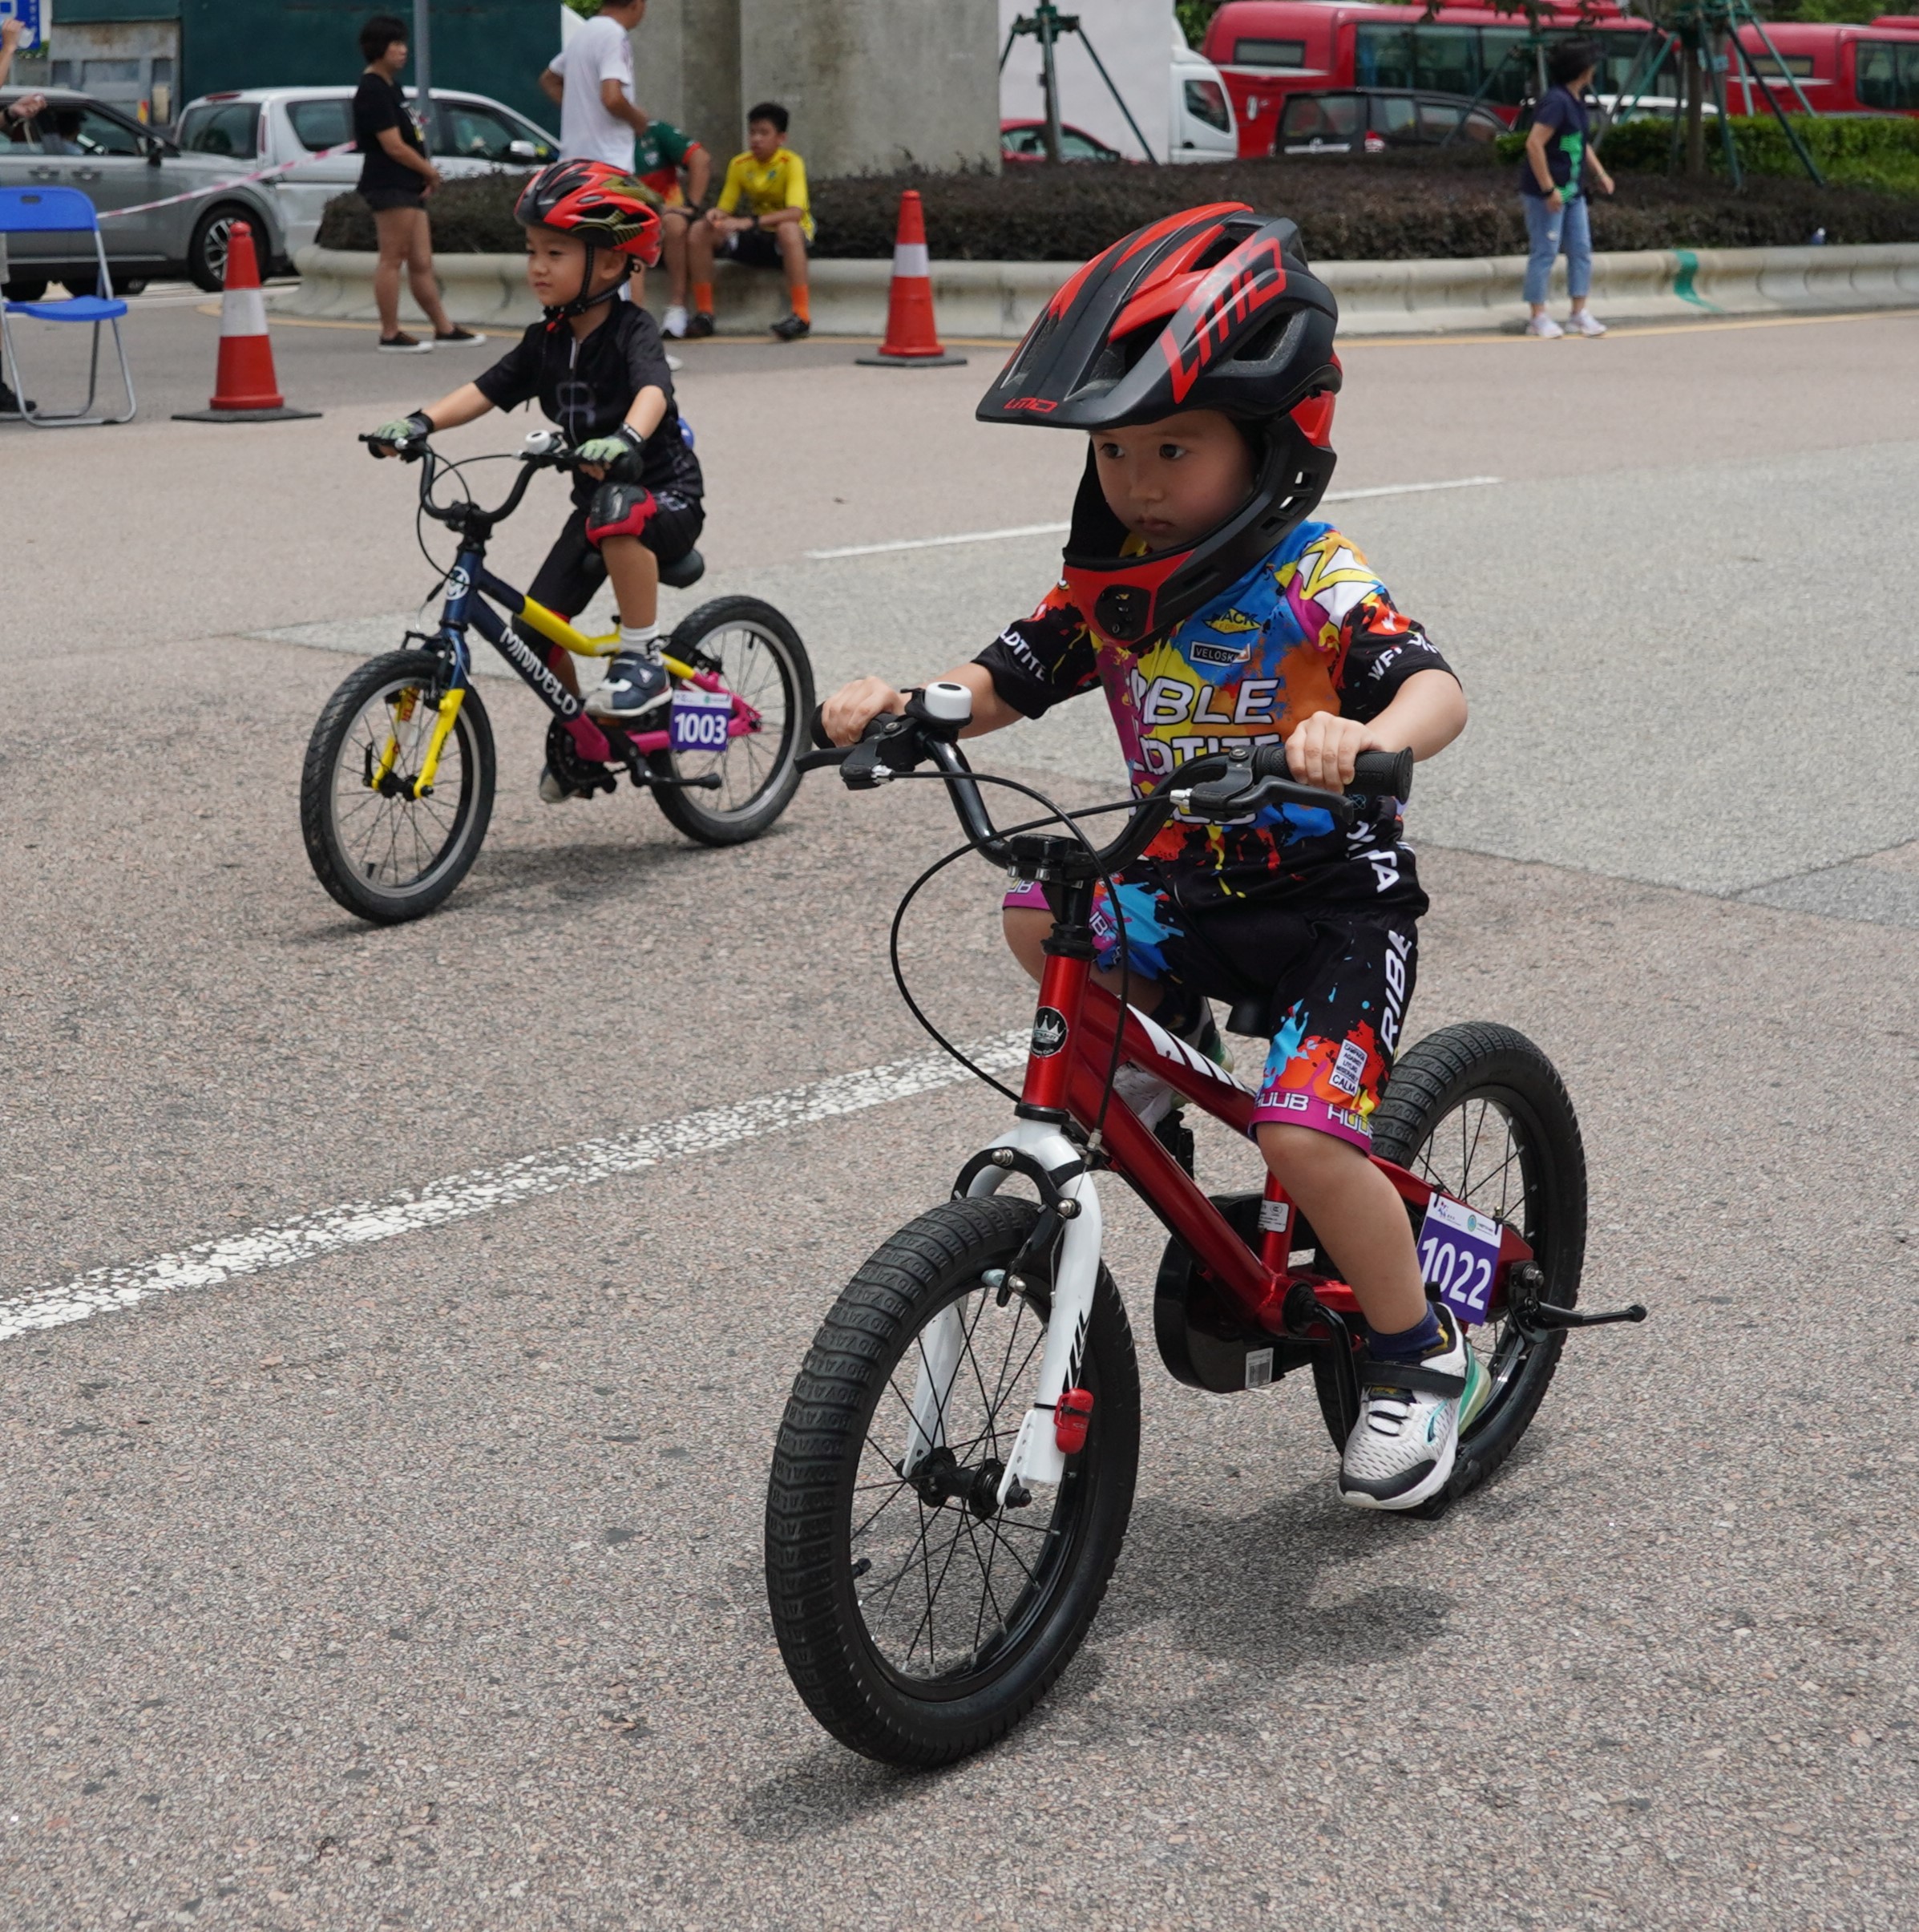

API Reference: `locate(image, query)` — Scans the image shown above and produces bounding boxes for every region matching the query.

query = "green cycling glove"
[369,411,433,454]
[576,422,646,480]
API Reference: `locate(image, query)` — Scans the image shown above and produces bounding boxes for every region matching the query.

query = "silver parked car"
[174,86,560,262]
[0,87,289,295]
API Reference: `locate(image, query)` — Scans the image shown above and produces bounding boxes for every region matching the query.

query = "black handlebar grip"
[808,705,833,750]
[1249,742,1412,802]
[1351,747,1414,802]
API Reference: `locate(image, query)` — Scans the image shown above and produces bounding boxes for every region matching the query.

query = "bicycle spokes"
[854,1281,1056,1683]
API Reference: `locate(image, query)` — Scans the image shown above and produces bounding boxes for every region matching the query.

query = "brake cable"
[880,770,1149,1144]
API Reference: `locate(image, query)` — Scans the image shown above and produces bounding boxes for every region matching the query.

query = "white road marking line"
[802,477,1502,560]
[1323,475,1503,502]
[0,1034,1028,1345]
[806,523,1069,560]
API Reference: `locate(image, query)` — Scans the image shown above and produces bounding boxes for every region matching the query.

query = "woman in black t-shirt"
[354,13,478,353]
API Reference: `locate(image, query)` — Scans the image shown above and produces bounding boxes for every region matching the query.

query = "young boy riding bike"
[822,205,1477,1511]
[368,160,704,799]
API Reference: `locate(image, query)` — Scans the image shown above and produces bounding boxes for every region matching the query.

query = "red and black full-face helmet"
[977,204,1342,646]
[515,159,663,319]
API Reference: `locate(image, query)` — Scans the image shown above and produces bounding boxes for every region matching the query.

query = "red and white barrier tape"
[91,140,362,221]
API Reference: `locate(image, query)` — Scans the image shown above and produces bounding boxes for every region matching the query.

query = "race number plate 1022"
[669,687,732,754]
[1416,1193,1503,1329]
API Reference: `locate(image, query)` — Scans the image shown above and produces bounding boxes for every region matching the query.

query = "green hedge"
[1498,112,1919,195]
[316,152,1919,261]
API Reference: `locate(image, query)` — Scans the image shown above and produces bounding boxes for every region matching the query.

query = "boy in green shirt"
[632,118,713,338]
[686,100,814,340]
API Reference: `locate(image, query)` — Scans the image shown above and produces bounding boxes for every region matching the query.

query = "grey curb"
[281,240,1919,340]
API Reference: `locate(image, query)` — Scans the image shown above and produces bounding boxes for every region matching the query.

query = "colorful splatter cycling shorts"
[1003,862,1423,1151]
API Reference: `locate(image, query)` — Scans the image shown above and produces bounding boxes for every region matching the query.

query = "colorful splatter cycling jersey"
[974,521,1455,903]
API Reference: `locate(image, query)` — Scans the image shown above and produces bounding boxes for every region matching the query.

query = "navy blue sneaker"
[587,650,669,720]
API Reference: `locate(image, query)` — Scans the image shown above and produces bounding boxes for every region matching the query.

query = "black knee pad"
[584,481,657,548]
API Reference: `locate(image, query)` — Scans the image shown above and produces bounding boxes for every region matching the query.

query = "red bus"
[1725,19,1919,118]
[1201,2,1919,157]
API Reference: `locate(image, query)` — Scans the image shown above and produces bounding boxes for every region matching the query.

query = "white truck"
[999,2,1239,164]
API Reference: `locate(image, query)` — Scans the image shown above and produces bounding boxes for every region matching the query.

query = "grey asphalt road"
[2,300,1918,1932]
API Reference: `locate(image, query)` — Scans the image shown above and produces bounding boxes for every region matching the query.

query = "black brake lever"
[1182,770,1360,831]
[798,703,931,789]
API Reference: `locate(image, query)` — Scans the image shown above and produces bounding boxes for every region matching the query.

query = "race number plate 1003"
[669,687,732,754]
[1416,1193,1503,1328]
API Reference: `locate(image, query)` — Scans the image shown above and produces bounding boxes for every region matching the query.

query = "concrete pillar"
[624,0,741,152]
[737,0,1000,177]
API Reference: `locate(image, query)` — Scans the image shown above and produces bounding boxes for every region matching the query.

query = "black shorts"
[527,491,705,620]
[1006,853,1428,1151]
[360,187,426,213]
[721,228,806,269]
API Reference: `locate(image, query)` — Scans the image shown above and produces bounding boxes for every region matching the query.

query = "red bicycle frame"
[1021,944,1536,1334]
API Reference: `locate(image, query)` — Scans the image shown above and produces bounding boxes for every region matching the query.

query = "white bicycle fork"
[894,1115,1105,1506]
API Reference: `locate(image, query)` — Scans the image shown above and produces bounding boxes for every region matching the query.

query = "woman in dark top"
[1519,38,1616,339]
[354,12,476,352]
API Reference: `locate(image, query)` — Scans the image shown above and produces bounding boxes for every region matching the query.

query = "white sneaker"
[1525,314,1564,338]
[1570,310,1606,337]
[662,304,689,338]
[1109,1007,1231,1132]
[1339,1305,1491,1511]
[1111,1062,1179,1133]
[665,351,685,372]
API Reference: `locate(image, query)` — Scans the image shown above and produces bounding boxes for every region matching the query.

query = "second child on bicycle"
[822,207,1478,1512]
[369,159,703,800]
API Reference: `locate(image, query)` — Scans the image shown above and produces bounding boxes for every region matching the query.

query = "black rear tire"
[648,596,811,846]
[300,651,495,924]
[1310,1023,1587,1507]
[766,1195,1140,1767]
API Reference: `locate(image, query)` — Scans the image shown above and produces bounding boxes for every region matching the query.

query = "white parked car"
[172,86,560,262]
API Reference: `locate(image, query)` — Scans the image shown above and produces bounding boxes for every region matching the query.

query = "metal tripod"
[1612,0,1825,187]
[999,2,1159,165]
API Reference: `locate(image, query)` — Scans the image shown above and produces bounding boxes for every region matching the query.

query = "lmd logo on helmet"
[1029,1008,1069,1057]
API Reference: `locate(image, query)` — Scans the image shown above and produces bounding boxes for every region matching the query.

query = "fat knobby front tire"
[765,1195,1140,1767]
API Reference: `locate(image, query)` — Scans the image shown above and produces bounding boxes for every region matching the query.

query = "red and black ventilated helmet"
[977,204,1342,647]
[515,158,663,319]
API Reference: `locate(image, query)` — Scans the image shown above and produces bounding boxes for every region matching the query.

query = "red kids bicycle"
[764,683,1645,1768]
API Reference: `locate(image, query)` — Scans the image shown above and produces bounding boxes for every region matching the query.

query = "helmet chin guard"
[1061,414,1337,646]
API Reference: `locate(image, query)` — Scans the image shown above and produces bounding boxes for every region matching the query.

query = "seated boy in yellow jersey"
[686,100,814,340]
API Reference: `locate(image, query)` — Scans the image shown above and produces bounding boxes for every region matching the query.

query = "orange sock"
[790,284,810,324]
[693,281,713,314]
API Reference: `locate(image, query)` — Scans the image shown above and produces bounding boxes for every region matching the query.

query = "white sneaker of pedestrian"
[665,351,685,372]
[1525,314,1565,338]
[1570,310,1607,337]
[662,304,689,338]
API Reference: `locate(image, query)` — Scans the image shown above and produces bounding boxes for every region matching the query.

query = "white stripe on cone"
[891,241,931,279]
[220,288,269,337]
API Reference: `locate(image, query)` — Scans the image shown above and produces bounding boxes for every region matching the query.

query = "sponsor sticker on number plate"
[669,686,732,753]
[1417,1194,1502,1328]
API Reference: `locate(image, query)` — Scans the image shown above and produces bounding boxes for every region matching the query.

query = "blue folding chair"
[0,186,135,427]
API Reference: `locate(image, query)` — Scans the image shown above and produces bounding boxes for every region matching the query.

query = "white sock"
[618,623,660,654]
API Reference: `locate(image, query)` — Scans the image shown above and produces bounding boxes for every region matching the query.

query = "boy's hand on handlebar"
[1284,712,1396,794]
[822,678,909,746]
[368,413,431,456]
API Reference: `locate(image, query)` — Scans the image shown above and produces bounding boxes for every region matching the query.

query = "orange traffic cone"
[855,191,967,369]
[173,220,319,422]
